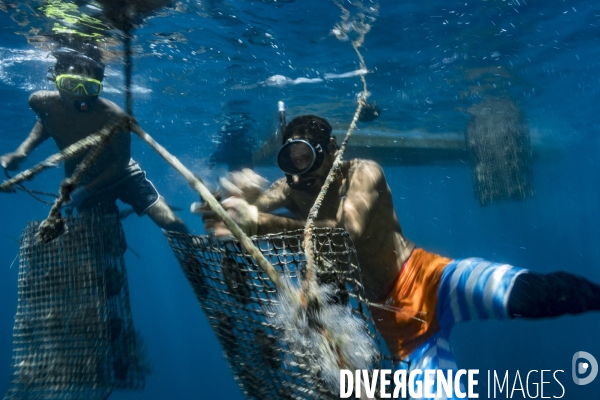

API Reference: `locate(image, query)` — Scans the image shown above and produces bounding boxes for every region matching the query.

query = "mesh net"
[466,96,534,206]
[5,213,147,400]
[165,228,393,400]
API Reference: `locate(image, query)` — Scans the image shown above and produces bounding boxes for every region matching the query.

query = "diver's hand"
[220,168,269,204]
[203,197,258,238]
[0,151,26,171]
[190,201,211,215]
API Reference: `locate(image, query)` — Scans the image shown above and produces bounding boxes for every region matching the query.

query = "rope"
[35,116,130,243]
[124,27,133,117]
[116,24,289,293]
[117,24,286,291]
[302,1,372,300]
[3,169,58,205]
[128,121,286,289]
[0,117,129,194]
[291,5,378,394]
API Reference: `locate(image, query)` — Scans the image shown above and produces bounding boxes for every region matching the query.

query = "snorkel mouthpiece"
[70,96,97,112]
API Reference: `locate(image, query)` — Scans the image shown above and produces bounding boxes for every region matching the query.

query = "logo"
[572,351,598,385]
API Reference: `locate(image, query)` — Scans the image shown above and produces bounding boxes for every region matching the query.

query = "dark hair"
[52,48,105,81]
[282,115,332,144]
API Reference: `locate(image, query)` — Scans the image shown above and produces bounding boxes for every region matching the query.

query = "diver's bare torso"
[257,159,415,301]
[29,90,130,177]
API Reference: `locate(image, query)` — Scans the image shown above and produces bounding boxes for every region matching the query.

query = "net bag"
[466,96,534,205]
[5,213,147,400]
[165,228,392,400]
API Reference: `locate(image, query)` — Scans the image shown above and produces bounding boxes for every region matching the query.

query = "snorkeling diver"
[0,47,187,233]
[204,114,600,399]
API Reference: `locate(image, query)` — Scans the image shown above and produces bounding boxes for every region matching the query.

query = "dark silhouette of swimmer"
[0,47,187,233]
[209,102,255,172]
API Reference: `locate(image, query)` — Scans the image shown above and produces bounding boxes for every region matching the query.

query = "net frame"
[5,213,147,400]
[166,227,394,400]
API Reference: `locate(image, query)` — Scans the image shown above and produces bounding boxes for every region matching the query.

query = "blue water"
[1,1,600,399]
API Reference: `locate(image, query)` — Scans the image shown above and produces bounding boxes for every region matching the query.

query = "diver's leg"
[146,197,188,233]
[116,165,189,233]
[400,258,526,399]
[399,260,600,399]
[436,258,527,327]
[400,335,464,400]
[508,271,600,318]
[389,255,485,399]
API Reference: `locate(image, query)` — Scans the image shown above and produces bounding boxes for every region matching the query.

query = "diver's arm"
[253,178,337,233]
[2,91,55,169]
[81,129,131,193]
[0,120,50,170]
[258,160,383,237]
[253,178,292,210]
[223,178,308,234]
[207,177,337,235]
[336,160,382,243]
[15,120,50,156]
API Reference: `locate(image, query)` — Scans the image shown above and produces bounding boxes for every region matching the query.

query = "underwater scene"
[1,0,600,399]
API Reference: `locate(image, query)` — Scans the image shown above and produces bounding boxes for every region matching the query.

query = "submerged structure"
[5,213,147,400]
[466,96,534,205]
[165,228,393,399]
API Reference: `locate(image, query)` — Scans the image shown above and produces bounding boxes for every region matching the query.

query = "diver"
[0,47,187,233]
[202,115,600,399]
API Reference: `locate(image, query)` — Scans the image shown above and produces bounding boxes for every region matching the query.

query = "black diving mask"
[277,138,327,176]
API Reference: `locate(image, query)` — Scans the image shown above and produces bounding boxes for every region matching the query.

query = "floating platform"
[253,128,562,167]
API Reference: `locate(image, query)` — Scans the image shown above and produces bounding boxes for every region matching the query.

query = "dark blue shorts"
[79,163,160,216]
